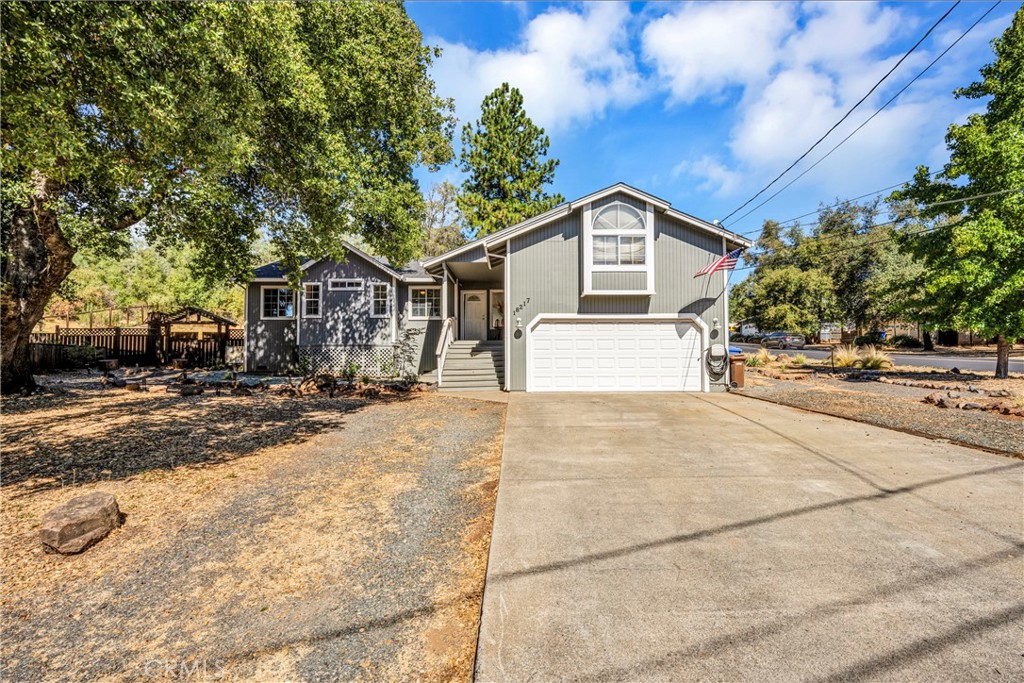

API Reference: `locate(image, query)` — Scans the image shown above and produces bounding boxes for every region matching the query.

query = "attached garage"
[526,315,708,392]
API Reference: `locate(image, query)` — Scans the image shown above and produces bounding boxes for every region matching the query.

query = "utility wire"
[733,186,1023,269]
[732,173,940,238]
[719,1,961,225]
[727,1,1000,229]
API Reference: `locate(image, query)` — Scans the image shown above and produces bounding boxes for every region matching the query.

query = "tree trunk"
[994,334,1010,379]
[922,330,934,352]
[1,173,75,394]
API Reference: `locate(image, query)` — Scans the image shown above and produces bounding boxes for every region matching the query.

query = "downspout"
[504,243,511,391]
[391,276,397,344]
[722,236,729,388]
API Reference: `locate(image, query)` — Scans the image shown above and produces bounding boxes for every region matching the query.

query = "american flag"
[693,247,743,277]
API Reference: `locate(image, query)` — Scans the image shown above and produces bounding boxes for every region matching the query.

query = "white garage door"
[528,318,704,392]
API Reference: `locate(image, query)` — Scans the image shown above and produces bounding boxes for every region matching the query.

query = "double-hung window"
[261,287,294,319]
[409,286,441,320]
[370,283,390,318]
[592,203,646,266]
[303,283,321,318]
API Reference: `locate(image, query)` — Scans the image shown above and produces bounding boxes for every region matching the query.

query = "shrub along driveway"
[477,392,1023,682]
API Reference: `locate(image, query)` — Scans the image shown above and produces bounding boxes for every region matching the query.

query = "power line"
[727,1,1000,229]
[719,1,962,225]
[732,186,1023,270]
[732,173,939,238]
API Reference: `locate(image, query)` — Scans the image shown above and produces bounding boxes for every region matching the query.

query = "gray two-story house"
[244,183,752,391]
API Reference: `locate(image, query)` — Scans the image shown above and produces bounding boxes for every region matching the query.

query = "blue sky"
[407,1,1016,239]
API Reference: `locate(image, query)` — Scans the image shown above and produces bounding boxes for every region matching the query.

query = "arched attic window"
[592,202,646,265]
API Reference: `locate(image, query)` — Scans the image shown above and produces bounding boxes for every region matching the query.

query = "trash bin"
[729,354,746,389]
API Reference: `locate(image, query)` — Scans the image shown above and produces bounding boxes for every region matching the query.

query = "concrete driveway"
[475,393,1024,682]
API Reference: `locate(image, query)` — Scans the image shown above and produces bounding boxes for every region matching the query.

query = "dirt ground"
[1,382,506,682]
[739,368,1023,457]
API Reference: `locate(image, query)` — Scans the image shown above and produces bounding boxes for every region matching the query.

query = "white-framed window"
[582,200,656,296]
[261,286,295,320]
[370,282,390,318]
[303,283,321,318]
[409,286,441,320]
[328,278,363,292]
[591,203,646,267]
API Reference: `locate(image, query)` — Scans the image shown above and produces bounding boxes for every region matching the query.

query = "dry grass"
[1,387,506,683]
[859,344,894,369]
[754,347,776,365]
[792,353,808,365]
[833,344,861,368]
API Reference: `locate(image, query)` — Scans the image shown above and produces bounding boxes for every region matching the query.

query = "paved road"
[476,392,1023,682]
[734,342,1024,374]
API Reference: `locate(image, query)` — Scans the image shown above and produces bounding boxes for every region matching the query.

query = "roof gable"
[423,183,752,268]
[252,242,434,283]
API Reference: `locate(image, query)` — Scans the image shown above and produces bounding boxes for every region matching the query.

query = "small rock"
[960,402,984,410]
[924,392,943,405]
[124,382,143,392]
[230,386,252,397]
[40,492,122,554]
[946,391,962,399]
[950,367,961,374]
[178,385,204,397]
[987,389,1014,398]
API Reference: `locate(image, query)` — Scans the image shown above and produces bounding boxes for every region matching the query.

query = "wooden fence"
[29,326,239,370]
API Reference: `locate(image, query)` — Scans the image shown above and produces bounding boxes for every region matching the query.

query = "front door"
[462,291,487,341]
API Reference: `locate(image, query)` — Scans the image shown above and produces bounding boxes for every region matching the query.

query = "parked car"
[761,331,806,350]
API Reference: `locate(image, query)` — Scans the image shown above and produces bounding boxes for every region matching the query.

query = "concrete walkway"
[476,392,1024,682]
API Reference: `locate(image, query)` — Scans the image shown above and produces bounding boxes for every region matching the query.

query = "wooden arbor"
[146,306,237,367]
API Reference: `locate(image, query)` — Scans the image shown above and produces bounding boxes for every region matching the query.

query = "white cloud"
[641,2,794,104]
[673,155,744,197]
[429,3,645,132]
[646,1,984,201]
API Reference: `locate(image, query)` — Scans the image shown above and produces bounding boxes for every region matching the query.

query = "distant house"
[244,183,752,391]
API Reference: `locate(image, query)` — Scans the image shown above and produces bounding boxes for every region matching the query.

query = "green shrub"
[888,334,923,349]
[853,332,885,346]
[859,345,893,369]
[745,355,764,367]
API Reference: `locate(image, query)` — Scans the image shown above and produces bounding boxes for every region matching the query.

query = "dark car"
[761,331,806,350]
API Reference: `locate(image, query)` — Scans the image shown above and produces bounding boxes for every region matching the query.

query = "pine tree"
[457,84,564,236]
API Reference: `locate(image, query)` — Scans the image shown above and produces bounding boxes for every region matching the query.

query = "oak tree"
[1,1,453,392]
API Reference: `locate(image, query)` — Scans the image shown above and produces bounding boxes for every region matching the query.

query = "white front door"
[462,291,487,340]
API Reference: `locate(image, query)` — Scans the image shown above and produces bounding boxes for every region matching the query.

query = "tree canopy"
[890,6,1024,376]
[1,1,454,392]
[457,83,564,236]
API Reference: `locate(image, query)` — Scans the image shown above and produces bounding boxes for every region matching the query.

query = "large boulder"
[40,492,122,554]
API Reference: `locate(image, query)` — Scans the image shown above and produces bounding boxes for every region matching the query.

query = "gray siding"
[449,245,487,263]
[298,258,394,346]
[245,284,297,372]
[246,252,441,375]
[397,285,441,374]
[506,206,729,390]
[592,271,646,291]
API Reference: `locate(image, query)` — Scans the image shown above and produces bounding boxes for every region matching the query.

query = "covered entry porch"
[426,247,506,389]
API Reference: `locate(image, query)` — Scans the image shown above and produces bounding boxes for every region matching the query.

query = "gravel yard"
[739,372,1023,457]
[1,385,505,682]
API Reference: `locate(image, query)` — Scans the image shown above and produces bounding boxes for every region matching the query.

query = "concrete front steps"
[440,340,504,390]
